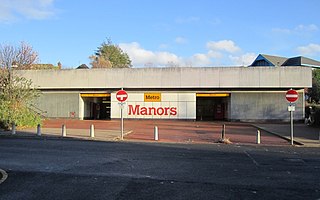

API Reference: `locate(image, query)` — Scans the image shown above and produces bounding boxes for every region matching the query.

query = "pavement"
[0,119,319,147]
[253,123,320,147]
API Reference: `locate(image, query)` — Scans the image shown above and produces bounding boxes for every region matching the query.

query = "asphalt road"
[0,138,319,200]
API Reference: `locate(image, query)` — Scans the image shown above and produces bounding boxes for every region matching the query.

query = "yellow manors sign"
[144,93,161,102]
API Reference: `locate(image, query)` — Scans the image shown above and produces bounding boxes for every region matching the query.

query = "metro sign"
[286,89,298,103]
[116,90,128,102]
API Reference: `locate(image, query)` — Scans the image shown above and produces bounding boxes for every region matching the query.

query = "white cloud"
[175,16,200,24]
[207,50,223,59]
[296,43,320,56]
[272,24,318,34]
[229,53,257,66]
[158,43,169,49]
[295,24,318,32]
[119,40,256,67]
[189,53,212,66]
[0,0,56,23]
[175,37,187,44]
[206,40,241,53]
[119,42,182,67]
[271,28,292,34]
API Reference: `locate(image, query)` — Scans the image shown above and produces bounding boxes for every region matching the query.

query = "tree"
[0,42,41,129]
[0,74,41,129]
[309,69,320,103]
[0,42,39,70]
[90,39,132,68]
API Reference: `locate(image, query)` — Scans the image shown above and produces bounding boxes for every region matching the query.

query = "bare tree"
[0,42,39,69]
[89,55,112,68]
[0,42,41,130]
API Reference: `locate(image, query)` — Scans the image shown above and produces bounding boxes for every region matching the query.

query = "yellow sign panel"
[80,93,111,97]
[144,93,161,102]
[196,93,230,97]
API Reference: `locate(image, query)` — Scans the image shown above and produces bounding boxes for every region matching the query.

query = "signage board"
[286,89,298,103]
[116,90,128,102]
[144,93,161,102]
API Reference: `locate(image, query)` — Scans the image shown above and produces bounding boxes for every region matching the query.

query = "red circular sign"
[116,90,128,102]
[286,89,298,102]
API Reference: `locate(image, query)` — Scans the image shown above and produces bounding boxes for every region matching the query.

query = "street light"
[9,61,17,134]
[9,61,18,86]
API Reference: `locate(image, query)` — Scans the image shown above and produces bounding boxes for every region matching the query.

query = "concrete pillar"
[62,124,67,137]
[154,126,159,141]
[11,123,16,135]
[37,124,41,136]
[221,124,226,140]
[256,130,261,144]
[90,124,95,138]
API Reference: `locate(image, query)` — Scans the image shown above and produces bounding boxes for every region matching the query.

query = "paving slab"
[253,123,320,147]
[0,119,303,146]
[42,119,291,145]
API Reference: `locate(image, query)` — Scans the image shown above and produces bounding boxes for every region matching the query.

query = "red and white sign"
[128,105,177,116]
[286,89,298,103]
[116,90,128,102]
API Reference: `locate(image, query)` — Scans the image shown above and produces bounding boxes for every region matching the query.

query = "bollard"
[37,124,41,136]
[62,124,67,137]
[90,124,95,138]
[154,126,159,141]
[221,124,226,140]
[11,123,16,135]
[256,130,261,144]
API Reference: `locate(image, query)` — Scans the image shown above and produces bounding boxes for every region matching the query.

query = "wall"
[230,91,304,121]
[15,67,312,89]
[36,90,305,121]
[35,92,80,118]
[111,92,196,119]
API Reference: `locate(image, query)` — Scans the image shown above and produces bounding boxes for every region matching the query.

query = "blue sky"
[0,0,319,68]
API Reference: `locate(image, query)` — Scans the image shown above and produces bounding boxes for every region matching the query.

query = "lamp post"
[9,61,17,132]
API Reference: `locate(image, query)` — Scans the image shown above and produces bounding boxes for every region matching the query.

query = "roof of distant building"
[250,54,320,68]
[77,64,89,69]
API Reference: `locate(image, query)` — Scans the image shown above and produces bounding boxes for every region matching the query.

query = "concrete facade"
[16,67,311,89]
[230,91,304,121]
[36,92,80,118]
[15,67,312,121]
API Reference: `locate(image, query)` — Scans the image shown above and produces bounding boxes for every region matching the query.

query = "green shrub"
[0,100,42,130]
[314,105,320,125]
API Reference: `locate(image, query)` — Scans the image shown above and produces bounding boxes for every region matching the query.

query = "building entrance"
[81,94,111,120]
[196,93,229,121]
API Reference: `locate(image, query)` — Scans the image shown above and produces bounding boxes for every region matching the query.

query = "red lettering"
[141,107,148,115]
[157,107,164,115]
[164,107,170,115]
[170,107,177,115]
[128,105,177,116]
[128,105,140,115]
[148,107,156,115]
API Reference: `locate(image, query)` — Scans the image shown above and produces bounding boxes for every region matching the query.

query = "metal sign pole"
[116,88,127,141]
[120,103,124,140]
[286,89,298,146]
[290,109,294,145]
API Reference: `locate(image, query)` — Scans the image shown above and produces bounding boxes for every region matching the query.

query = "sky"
[0,0,319,68]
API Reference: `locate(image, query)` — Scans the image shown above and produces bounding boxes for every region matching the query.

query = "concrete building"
[15,66,312,122]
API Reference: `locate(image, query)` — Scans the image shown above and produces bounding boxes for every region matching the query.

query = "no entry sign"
[286,89,298,103]
[116,89,128,102]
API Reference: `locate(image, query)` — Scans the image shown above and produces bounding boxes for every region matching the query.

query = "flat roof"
[15,67,312,90]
